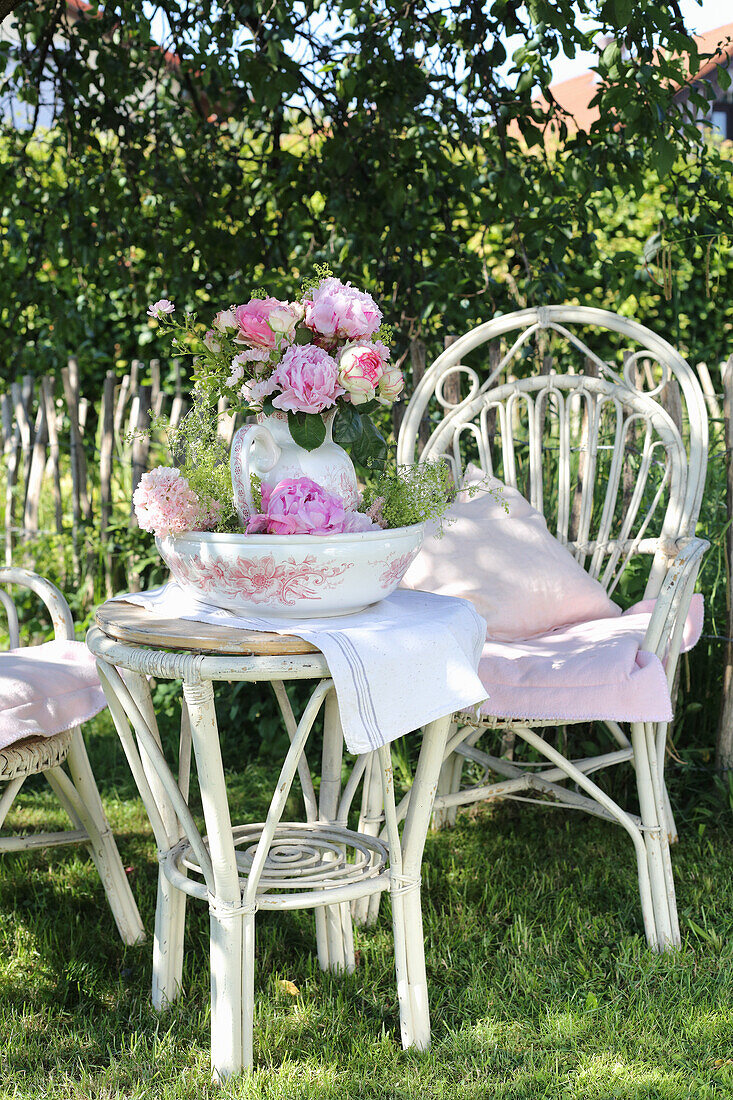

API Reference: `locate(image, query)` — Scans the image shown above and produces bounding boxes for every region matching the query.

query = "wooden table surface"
[95,600,320,657]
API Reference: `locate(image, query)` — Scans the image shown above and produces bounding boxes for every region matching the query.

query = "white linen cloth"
[113,586,488,754]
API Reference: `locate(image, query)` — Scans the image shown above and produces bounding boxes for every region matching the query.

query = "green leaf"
[287,411,326,451]
[349,417,387,469]
[718,65,732,92]
[332,404,363,444]
[613,0,632,23]
[652,136,675,179]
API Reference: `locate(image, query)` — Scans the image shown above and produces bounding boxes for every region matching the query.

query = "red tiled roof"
[544,21,733,133]
[685,21,733,84]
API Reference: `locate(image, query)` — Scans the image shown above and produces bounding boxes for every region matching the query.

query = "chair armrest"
[0,567,75,643]
[642,536,709,675]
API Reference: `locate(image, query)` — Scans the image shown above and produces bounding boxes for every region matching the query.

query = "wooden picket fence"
[0,358,241,592]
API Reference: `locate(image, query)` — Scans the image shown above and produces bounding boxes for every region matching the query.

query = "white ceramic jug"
[230,410,359,525]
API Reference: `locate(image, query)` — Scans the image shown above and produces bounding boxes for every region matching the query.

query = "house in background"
[543,22,733,140]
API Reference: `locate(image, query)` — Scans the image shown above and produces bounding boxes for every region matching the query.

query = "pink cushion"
[401,465,620,641]
[0,641,106,750]
[473,595,704,724]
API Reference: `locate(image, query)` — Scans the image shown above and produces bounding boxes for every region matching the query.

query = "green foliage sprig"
[361,461,454,529]
[154,392,239,533]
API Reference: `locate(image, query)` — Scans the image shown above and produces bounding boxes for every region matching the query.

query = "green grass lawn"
[1,710,732,1100]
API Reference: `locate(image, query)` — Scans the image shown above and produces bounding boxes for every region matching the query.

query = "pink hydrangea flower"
[147,299,175,319]
[133,466,201,539]
[235,298,297,349]
[337,343,386,405]
[271,345,344,414]
[304,278,382,343]
[246,478,378,536]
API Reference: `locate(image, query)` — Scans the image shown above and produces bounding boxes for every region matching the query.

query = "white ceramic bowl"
[156,524,425,619]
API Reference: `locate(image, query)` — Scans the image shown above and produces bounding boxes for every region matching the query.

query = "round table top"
[95,600,320,657]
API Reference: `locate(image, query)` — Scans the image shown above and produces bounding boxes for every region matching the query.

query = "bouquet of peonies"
[147,265,403,464]
[136,267,455,544]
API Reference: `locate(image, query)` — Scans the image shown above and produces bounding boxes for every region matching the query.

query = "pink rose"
[337,343,385,404]
[246,478,379,535]
[304,278,382,343]
[235,297,292,349]
[377,365,404,405]
[213,308,238,332]
[147,299,175,319]
[268,302,303,335]
[271,344,344,414]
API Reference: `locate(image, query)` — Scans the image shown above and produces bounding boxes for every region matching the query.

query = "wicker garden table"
[87,599,452,1080]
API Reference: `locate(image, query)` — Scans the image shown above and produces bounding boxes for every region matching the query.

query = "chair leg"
[662,783,679,845]
[630,723,675,949]
[0,776,25,830]
[513,724,660,949]
[646,722,680,944]
[49,729,145,946]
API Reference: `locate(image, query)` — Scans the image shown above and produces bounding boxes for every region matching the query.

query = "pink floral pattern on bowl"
[165,546,353,606]
[373,551,419,590]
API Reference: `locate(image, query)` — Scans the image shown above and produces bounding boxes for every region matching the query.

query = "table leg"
[183,679,245,1081]
[382,715,451,1051]
[353,751,384,927]
[317,688,354,972]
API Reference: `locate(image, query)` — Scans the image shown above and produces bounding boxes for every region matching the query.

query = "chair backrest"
[397,305,708,600]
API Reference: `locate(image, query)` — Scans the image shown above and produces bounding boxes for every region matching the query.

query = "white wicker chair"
[388,305,708,951]
[0,567,144,945]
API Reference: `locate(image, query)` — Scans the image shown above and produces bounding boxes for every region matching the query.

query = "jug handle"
[235,424,281,520]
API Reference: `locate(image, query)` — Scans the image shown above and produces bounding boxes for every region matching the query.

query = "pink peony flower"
[304,278,382,343]
[235,297,296,349]
[246,477,378,535]
[341,509,380,532]
[337,343,386,405]
[377,365,404,405]
[271,344,344,414]
[133,466,201,539]
[147,299,175,319]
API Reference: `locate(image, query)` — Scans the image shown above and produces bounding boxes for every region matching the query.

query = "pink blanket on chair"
[474,596,704,724]
[0,641,107,750]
